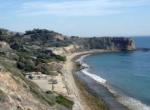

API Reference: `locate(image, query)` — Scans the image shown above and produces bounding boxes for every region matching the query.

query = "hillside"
[0,28,135,52]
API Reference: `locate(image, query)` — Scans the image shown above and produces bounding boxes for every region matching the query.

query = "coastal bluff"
[0,28,136,55]
[69,37,136,51]
[49,37,136,55]
[0,28,136,110]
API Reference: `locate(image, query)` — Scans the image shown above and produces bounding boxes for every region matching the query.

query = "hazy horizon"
[0,0,150,36]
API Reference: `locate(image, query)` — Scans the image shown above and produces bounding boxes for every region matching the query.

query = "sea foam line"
[76,54,90,63]
[76,54,107,84]
[81,69,106,84]
[117,95,150,110]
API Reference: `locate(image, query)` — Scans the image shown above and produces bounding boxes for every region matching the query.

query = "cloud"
[18,0,150,16]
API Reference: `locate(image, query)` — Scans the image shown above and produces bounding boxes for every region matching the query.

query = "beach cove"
[76,46,150,110]
[62,49,130,110]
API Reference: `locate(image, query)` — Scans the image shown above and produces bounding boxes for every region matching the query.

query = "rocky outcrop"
[0,41,11,50]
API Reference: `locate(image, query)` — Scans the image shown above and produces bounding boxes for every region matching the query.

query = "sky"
[0,0,150,37]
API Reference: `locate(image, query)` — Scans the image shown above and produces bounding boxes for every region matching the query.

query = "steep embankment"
[0,56,72,110]
[0,68,51,110]
[49,37,136,56]
[0,62,54,110]
[69,37,136,51]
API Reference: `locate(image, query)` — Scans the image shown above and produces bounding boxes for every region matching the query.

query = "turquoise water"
[84,37,150,109]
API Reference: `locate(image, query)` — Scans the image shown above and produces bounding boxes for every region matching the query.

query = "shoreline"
[74,51,129,110]
[63,49,127,110]
[74,74,108,110]
[76,50,150,110]
[63,49,111,110]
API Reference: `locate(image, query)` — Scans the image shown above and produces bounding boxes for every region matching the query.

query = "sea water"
[82,37,150,110]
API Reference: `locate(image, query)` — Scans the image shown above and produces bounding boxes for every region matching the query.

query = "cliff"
[68,37,136,51]
[47,37,136,56]
[45,44,80,55]
[0,28,135,52]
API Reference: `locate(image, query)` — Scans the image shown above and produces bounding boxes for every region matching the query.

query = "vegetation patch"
[55,55,66,62]
[28,81,56,105]
[75,62,83,71]
[0,89,7,102]
[56,95,73,109]
[0,57,56,105]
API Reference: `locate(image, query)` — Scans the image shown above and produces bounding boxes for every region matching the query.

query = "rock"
[0,41,11,50]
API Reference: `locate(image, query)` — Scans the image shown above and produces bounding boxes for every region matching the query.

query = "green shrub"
[17,56,36,72]
[55,55,66,62]
[56,95,73,109]
[45,91,53,94]
[76,62,82,71]
[36,63,54,75]
[24,59,35,71]
[17,62,25,70]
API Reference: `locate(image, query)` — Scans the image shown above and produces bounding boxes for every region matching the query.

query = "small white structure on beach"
[25,72,47,80]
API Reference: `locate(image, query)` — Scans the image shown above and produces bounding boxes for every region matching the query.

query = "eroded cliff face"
[69,37,136,51]
[46,37,136,56]
[46,44,80,55]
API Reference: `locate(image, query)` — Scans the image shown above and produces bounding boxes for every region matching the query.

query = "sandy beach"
[29,49,127,110]
[62,49,110,110]
[62,49,131,110]
[26,49,108,110]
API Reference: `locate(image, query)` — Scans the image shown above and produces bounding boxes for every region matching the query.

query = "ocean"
[80,37,150,110]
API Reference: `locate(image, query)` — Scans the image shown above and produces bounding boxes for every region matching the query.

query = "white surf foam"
[82,69,106,84]
[76,54,90,68]
[76,54,90,63]
[118,95,150,110]
[77,55,150,110]
[104,84,150,110]
[82,68,150,110]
